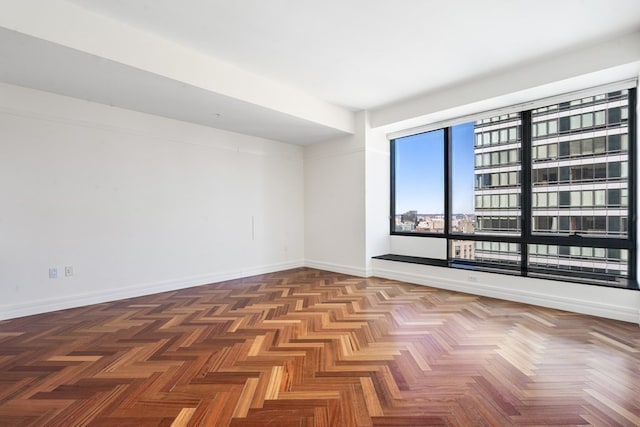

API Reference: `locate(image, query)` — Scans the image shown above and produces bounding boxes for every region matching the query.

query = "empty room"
[1,0,639,425]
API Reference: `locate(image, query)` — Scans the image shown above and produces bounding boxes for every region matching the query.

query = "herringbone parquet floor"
[0,268,638,426]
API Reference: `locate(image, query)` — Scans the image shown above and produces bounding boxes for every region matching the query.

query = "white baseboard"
[4,259,637,325]
[372,261,640,324]
[0,260,304,321]
[304,259,368,277]
[240,260,305,278]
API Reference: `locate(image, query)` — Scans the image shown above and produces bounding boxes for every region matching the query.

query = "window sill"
[373,254,639,291]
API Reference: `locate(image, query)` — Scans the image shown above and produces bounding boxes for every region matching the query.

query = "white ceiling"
[1,0,639,144]
[0,27,346,144]
[64,0,640,110]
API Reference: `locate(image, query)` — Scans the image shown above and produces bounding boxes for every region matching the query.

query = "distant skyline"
[394,122,475,214]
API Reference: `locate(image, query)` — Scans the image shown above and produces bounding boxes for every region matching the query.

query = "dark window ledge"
[373,254,639,291]
[372,254,448,267]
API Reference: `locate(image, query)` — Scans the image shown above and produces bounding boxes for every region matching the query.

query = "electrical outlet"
[49,268,58,279]
[65,266,74,277]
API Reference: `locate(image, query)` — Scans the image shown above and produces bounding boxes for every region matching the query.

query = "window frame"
[389,87,637,287]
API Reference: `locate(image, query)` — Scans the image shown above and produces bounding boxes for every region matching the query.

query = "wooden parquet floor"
[0,268,638,426]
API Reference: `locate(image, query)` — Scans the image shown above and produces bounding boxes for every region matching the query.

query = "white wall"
[364,114,391,274]
[389,236,447,259]
[0,83,304,320]
[304,112,367,276]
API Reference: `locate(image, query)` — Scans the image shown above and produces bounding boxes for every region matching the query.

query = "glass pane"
[538,145,547,159]
[500,151,508,164]
[529,244,628,278]
[608,189,620,206]
[492,131,499,144]
[451,122,476,233]
[471,113,522,237]
[531,89,630,238]
[559,141,570,157]
[538,192,547,207]
[608,107,621,124]
[570,116,581,130]
[451,240,521,265]
[451,114,520,235]
[608,134,621,151]
[509,149,518,163]
[393,129,445,233]
[538,122,547,136]
[570,140,581,156]
[570,191,581,206]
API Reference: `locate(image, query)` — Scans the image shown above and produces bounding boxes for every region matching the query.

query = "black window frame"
[389,88,637,289]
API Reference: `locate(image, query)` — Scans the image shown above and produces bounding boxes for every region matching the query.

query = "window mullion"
[444,127,452,236]
[628,88,637,281]
[521,110,533,275]
[389,140,396,234]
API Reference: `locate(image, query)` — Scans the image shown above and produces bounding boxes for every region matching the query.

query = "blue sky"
[394,122,475,214]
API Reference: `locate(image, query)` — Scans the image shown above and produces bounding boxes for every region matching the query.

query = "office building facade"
[473,89,631,278]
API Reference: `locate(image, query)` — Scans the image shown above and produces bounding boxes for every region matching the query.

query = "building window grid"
[530,91,630,245]
[529,244,628,261]
[532,188,628,208]
[532,161,628,186]
[532,107,624,140]
[450,240,521,264]
[529,245,628,277]
[391,87,636,286]
[532,134,629,162]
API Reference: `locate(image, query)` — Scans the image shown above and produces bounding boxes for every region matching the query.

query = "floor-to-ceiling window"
[390,85,636,287]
